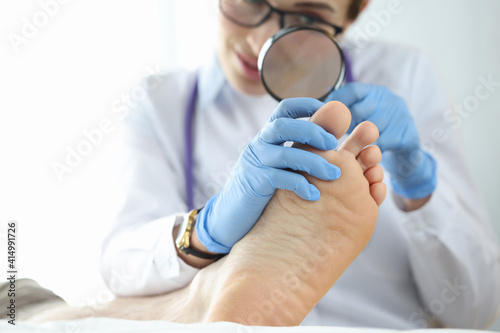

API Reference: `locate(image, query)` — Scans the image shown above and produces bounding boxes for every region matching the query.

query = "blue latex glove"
[196,98,341,253]
[327,83,437,200]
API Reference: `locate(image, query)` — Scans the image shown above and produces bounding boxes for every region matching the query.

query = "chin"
[235,78,267,96]
[224,66,266,96]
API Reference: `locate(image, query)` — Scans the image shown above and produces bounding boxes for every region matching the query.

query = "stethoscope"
[184,27,354,210]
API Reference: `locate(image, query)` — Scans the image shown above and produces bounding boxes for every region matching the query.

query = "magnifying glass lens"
[259,27,345,101]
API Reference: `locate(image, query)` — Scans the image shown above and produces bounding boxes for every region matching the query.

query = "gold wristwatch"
[175,209,225,260]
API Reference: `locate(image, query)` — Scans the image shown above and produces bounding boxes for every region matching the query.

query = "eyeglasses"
[219,0,343,37]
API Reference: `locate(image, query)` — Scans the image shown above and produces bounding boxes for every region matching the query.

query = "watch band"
[178,244,225,260]
[177,209,226,261]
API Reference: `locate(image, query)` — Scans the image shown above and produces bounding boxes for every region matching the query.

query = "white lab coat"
[100,41,500,329]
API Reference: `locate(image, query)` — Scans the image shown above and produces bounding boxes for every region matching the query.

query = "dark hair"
[347,0,366,20]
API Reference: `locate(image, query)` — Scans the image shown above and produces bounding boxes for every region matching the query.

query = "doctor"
[100,0,500,329]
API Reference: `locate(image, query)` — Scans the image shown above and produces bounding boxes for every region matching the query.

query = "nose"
[246,14,281,57]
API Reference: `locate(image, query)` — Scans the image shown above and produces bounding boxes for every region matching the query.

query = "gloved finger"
[345,86,407,135]
[260,117,338,151]
[380,150,400,177]
[269,98,325,122]
[328,85,377,134]
[365,94,409,132]
[348,97,390,134]
[381,149,436,197]
[264,168,321,201]
[325,82,372,108]
[375,121,420,152]
[254,143,341,181]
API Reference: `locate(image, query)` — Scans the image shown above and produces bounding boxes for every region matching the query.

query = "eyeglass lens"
[220,0,336,35]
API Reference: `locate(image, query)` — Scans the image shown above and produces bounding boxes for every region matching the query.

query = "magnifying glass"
[258,26,345,102]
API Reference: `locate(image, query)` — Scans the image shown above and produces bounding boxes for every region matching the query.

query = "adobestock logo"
[409,277,467,328]
[443,74,500,130]
[7,0,73,54]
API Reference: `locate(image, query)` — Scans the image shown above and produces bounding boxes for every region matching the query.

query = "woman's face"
[217,0,355,96]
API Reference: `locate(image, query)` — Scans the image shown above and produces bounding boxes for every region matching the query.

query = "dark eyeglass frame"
[219,0,344,37]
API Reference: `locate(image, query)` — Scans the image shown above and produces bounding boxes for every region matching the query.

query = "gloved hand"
[195,98,341,254]
[326,83,437,200]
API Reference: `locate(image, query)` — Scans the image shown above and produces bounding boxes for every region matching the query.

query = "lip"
[235,52,261,81]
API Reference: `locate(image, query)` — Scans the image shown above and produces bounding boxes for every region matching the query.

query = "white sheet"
[0,319,495,333]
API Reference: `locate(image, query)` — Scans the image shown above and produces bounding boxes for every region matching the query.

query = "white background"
[0,0,162,310]
[0,0,499,330]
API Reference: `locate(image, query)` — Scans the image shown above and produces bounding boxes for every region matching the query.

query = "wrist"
[393,192,432,212]
[175,209,226,268]
[195,199,232,254]
[190,226,218,255]
[173,224,214,269]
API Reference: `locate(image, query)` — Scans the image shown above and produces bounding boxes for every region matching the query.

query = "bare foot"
[27,101,385,326]
[205,101,386,326]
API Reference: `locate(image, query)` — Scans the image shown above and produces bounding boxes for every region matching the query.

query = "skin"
[28,101,386,326]
[205,101,385,325]
[210,0,429,251]
[25,0,426,326]
[215,0,429,212]
[218,0,356,96]
[178,0,368,269]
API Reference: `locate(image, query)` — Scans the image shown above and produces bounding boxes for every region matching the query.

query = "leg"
[26,260,228,323]
[0,279,66,321]
[28,101,385,325]
[205,101,385,325]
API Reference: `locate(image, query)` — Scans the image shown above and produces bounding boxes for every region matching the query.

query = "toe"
[364,165,384,184]
[365,165,386,206]
[309,101,352,140]
[370,182,387,206]
[357,145,382,172]
[339,121,379,157]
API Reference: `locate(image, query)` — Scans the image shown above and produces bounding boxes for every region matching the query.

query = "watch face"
[176,214,190,247]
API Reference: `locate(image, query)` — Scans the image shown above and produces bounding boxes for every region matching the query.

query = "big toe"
[309,101,352,140]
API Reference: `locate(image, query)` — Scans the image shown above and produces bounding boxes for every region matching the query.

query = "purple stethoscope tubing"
[184,52,353,211]
[185,73,199,211]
